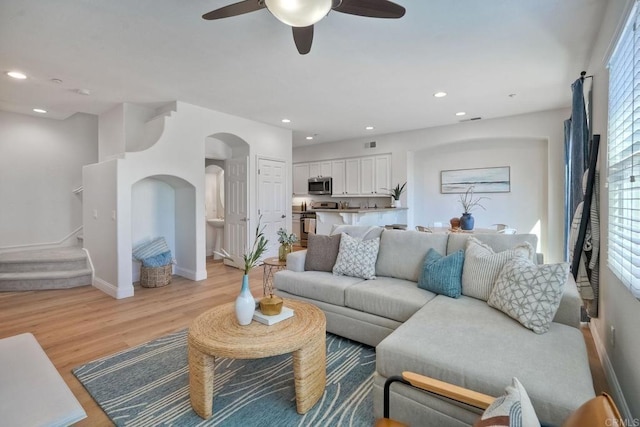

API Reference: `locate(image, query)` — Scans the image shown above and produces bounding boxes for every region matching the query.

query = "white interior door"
[225,157,248,267]
[258,158,287,259]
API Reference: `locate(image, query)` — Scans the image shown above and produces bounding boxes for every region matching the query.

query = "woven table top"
[188,299,326,359]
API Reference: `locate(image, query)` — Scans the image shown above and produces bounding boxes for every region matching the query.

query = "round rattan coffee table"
[187,298,326,420]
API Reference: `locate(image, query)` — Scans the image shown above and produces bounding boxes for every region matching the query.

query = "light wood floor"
[0,258,608,426]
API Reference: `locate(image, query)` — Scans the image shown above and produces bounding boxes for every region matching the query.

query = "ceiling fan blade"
[333,0,405,19]
[202,0,265,20]
[292,26,314,55]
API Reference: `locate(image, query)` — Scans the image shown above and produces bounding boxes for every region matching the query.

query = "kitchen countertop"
[309,207,408,213]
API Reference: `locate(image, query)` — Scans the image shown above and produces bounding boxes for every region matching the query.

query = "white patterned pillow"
[488,258,569,334]
[132,237,170,261]
[332,233,380,280]
[462,237,534,301]
[474,377,540,427]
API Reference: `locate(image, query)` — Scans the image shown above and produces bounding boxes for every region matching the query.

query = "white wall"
[85,100,291,298]
[413,137,547,251]
[98,104,124,161]
[124,104,157,153]
[83,159,118,289]
[294,109,567,261]
[585,0,640,420]
[0,111,98,249]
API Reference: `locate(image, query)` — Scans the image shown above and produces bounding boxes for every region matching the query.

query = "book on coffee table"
[253,306,294,325]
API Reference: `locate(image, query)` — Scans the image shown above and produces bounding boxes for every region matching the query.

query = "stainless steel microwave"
[308,177,332,195]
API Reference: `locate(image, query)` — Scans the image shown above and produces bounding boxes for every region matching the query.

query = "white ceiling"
[0,0,607,147]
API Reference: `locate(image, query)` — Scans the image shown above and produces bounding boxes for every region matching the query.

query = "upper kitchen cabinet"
[293,163,310,195]
[360,155,390,195]
[344,158,361,195]
[293,154,391,197]
[331,160,346,196]
[309,161,332,178]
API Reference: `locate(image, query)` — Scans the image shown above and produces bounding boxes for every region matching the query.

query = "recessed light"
[365,126,374,130]
[77,89,91,96]
[50,78,63,84]
[455,112,466,116]
[33,108,47,114]
[281,118,291,123]
[6,71,27,80]
[306,136,313,140]
[433,92,447,98]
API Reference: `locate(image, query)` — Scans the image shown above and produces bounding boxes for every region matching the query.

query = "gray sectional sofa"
[274,226,596,426]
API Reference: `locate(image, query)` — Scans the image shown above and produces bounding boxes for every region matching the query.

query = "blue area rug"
[73,330,375,426]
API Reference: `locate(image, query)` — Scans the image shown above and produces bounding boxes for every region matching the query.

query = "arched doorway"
[205,133,250,268]
[131,174,197,282]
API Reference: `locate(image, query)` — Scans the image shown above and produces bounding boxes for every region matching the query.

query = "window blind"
[608,3,640,298]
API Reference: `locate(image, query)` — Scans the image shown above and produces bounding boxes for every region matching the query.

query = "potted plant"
[458,186,489,230]
[214,218,268,325]
[386,182,407,207]
[276,227,298,262]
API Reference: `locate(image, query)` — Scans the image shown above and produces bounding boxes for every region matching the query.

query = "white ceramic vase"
[392,199,401,208]
[235,274,255,325]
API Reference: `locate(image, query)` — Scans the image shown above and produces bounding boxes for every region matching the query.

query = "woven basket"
[140,264,172,288]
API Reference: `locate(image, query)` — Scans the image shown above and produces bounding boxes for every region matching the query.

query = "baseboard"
[174,266,206,281]
[82,248,95,283]
[589,321,634,421]
[93,277,134,299]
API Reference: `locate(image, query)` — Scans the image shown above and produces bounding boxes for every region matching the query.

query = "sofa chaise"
[274,226,595,426]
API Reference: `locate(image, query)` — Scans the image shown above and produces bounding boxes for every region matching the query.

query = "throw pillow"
[304,233,342,272]
[462,237,534,301]
[488,258,569,334]
[132,237,171,261]
[417,249,464,298]
[141,251,173,267]
[332,233,380,280]
[474,377,540,427]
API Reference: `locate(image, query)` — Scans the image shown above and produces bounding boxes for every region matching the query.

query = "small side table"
[262,257,287,296]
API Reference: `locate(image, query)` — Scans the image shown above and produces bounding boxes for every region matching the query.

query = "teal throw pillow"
[418,249,464,298]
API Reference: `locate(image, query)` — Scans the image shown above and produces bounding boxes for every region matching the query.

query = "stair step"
[0,269,92,291]
[0,268,93,280]
[0,247,92,291]
[0,247,87,273]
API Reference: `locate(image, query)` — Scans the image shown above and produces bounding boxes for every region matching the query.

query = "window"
[608,3,640,298]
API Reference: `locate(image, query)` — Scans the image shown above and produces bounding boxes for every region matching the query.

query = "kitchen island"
[313,207,408,235]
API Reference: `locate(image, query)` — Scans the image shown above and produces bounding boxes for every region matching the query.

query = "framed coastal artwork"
[440,166,511,193]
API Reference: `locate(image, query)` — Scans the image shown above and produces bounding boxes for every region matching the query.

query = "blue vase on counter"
[460,213,474,230]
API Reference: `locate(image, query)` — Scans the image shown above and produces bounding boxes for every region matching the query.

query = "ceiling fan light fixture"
[265,0,332,27]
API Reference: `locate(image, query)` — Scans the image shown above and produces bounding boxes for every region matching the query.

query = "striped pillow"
[132,237,170,261]
[461,237,534,301]
[475,378,540,427]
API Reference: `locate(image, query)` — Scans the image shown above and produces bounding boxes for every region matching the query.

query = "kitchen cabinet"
[309,161,331,178]
[293,163,310,195]
[374,155,391,194]
[293,153,391,197]
[360,157,375,195]
[359,155,390,196]
[344,158,361,195]
[331,160,346,195]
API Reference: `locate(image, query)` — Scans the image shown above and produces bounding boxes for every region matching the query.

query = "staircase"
[0,247,92,291]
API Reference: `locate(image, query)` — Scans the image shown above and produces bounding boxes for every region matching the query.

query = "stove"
[299,201,338,246]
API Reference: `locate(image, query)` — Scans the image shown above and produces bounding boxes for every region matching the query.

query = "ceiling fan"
[202,0,406,54]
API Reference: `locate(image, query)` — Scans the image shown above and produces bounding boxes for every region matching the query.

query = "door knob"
[281,215,286,218]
